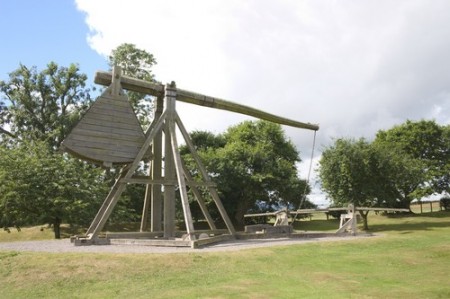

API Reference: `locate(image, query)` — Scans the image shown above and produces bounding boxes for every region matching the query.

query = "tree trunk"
[53,217,62,239]
[359,210,370,230]
[234,200,251,229]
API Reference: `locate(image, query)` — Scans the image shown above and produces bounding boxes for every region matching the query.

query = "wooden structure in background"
[64,66,319,248]
[244,205,409,235]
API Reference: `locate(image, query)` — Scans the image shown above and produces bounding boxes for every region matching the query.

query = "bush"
[440,196,450,210]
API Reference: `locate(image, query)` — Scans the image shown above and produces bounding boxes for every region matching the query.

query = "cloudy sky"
[2,0,450,205]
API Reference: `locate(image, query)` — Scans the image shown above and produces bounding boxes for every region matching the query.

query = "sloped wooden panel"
[61,85,145,166]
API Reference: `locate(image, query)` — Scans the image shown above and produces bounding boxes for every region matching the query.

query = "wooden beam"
[95,70,163,97]
[356,207,410,212]
[120,176,216,187]
[94,71,319,131]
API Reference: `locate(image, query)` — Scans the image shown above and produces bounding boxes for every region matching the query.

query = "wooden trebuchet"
[95,71,319,131]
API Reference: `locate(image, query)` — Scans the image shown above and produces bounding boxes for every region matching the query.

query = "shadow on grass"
[369,211,450,233]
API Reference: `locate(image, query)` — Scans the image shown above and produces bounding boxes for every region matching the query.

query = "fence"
[410,200,443,214]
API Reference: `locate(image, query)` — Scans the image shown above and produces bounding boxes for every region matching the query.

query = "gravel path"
[0,235,370,254]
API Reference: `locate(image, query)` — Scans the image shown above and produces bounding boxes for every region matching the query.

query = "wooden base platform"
[71,232,234,249]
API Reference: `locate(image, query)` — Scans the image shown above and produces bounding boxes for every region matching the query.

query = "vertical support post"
[150,95,164,232]
[166,82,196,240]
[350,204,357,235]
[164,84,176,238]
[111,65,121,96]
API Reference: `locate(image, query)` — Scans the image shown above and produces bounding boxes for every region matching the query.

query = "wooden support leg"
[169,119,196,240]
[86,166,129,236]
[182,162,217,230]
[175,113,236,235]
[140,161,152,232]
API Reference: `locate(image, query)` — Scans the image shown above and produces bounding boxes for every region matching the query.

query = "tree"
[0,63,108,238]
[108,43,157,129]
[0,140,107,238]
[375,120,449,199]
[0,62,92,148]
[182,120,310,227]
[318,138,403,229]
[109,43,156,82]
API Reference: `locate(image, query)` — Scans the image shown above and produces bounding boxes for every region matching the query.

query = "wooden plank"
[120,176,215,186]
[63,144,141,162]
[120,178,178,185]
[108,238,192,247]
[62,144,142,163]
[68,127,144,142]
[96,93,134,108]
[63,139,142,152]
[191,234,234,248]
[178,229,229,235]
[356,207,409,212]
[74,122,144,137]
[81,113,144,130]
[63,138,142,154]
[105,232,163,239]
[66,133,144,146]
[86,105,142,122]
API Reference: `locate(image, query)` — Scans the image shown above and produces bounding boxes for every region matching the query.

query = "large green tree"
[0,62,92,148]
[375,120,450,199]
[319,119,446,221]
[182,120,310,227]
[0,63,105,237]
[0,140,107,238]
[318,138,402,229]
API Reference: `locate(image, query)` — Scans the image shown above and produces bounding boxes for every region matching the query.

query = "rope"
[291,130,317,223]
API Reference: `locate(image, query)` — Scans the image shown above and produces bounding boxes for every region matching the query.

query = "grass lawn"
[1,211,449,299]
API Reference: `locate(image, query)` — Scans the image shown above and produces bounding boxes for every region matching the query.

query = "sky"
[1,0,450,206]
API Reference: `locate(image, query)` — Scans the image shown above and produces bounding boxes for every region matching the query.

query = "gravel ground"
[0,235,371,254]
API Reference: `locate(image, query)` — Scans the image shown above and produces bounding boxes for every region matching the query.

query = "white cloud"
[75,0,450,204]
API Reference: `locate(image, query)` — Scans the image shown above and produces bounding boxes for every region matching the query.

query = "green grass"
[1,212,449,299]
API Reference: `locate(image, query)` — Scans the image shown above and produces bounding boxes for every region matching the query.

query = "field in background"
[1,211,449,299]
